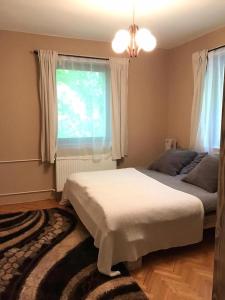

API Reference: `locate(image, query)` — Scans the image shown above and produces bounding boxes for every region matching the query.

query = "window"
[56,56,111,156]
[200,48,225,152]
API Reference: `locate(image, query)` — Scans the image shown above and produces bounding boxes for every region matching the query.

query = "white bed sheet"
[61,168,204,276]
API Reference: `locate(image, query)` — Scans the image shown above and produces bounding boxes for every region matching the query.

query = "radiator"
[56,156,117,192]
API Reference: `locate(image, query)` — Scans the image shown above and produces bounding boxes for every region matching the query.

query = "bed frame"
[204,212,217,229]
[125,212,216,271]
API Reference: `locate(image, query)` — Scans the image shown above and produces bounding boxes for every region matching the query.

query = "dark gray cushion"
[180,152,208,174]
[149,150,197,176]
[182,155,219,193]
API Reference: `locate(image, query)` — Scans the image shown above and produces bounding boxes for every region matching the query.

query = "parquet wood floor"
[0,199,215,300]
[131,229,214,300]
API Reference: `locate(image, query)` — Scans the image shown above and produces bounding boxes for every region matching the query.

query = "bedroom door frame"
[212,74,225,300]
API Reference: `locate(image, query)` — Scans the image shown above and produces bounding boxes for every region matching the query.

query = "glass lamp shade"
[135,28,157,52]
[112,29,130,54]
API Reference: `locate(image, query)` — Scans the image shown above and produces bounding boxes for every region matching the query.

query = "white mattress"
[61,168,204,276]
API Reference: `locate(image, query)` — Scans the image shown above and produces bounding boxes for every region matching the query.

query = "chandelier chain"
[132,0,135,26]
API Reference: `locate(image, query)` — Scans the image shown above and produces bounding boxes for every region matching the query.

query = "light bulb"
[112,29,130,54]
[135,28,157,52]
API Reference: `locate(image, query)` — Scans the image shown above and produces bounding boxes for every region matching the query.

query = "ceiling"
[0,0,225,49]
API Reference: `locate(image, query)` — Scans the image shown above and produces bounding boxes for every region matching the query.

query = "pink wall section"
[167,26,225,148]
[0,30,168,203]
[1,25,225,204]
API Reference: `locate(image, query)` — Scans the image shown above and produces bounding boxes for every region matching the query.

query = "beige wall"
[0,30,168,204]
[1,25,225,205]
[167,26,225,148]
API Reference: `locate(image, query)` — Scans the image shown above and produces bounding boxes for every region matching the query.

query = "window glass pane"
[201,50,225,151]
[56,69,107,139]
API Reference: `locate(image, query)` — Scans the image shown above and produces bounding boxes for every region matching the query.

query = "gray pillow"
[149,150,197,176]
[180,152,208,174]
[182,155,219,193]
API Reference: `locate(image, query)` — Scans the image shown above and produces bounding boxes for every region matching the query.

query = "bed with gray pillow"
[145,150,219,228]
[60,149,217,274]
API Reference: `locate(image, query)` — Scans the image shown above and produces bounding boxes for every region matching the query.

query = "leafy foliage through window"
[56,56,111,157]
[57,69,108,140]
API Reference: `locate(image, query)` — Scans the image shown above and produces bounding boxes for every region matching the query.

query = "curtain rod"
[209,44,225,53]
[33,50,109,61]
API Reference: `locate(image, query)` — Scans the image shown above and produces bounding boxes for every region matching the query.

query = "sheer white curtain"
[196,48,225,152]
[190,50,208,150]
[56,56,111,159]
[38,50,58,163]
[109,58,129,160]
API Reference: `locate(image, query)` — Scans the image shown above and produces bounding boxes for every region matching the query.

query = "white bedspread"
[61,168,204,276]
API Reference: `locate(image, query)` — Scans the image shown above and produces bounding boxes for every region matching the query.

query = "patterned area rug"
[0,208,148,300]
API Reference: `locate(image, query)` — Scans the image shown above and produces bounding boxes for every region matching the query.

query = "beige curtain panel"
[109,58,129,160]
[213,73,225,300]
[38,50,58,163]
[189,49,208,150]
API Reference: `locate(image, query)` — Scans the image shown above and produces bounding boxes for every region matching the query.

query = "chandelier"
[112,5,157,58]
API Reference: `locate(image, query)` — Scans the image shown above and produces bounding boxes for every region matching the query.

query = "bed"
[60,166,217,276]
[140,168,217,229]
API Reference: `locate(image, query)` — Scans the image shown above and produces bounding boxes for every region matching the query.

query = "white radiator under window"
[56,156,117,192]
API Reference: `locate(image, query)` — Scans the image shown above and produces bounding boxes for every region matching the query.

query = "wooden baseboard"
[0,199,59,213]
[0,191,55,206]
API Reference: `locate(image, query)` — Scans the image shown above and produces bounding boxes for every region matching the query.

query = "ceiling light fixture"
[112,2,157,57]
